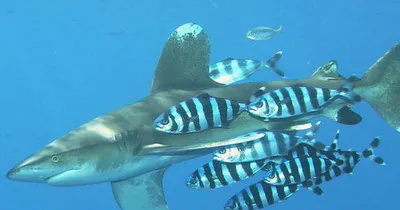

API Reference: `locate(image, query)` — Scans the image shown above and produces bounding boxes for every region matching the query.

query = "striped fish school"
[209,51,285,85]
[247,76,362,125]
[213,122,326,163]
[153,93,247,134]
[185,159,268,189]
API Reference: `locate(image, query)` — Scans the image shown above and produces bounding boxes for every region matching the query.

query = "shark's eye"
[219,148,226,154]
[255,101,263,108]
[52,156,59,163]
[161,119,169,125]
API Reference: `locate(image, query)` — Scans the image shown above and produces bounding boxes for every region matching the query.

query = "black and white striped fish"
[247,76,363,125]
[154,93,246,134]
[213,121,326,163]
[185,159,268,189]
[263,155,336,186]
[209,51,285,85]
[224,180,301,210]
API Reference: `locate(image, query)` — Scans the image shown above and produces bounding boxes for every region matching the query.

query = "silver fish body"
[246,25,283,41]
[154,93,247,134]
[209,51,284,85]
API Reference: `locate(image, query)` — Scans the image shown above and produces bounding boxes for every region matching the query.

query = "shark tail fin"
[354,43,400,132]
[361,137,386,166]
[266,51,286,78]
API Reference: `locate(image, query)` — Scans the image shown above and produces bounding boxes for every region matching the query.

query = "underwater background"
[1,1,400,209]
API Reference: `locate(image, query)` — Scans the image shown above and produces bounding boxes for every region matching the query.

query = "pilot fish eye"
[190,178,198,184]
[255,101,263,108]
[161,119,169,125]
[219,148,226,154]
[268,173,275,179]
[52,156,59,162]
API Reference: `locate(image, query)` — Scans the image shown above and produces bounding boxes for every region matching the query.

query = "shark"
[6,22,400,210]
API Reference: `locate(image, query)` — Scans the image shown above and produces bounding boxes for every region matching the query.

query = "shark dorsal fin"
[311,60,343,79]
[150,23,222,93]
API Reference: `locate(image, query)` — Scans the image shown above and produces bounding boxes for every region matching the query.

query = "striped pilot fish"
[209,51,285,85]
[185,159,268,190]
[224,180,301,210]
[247,76,363,125]
[213,121,326,163]
[262,155,337,186]
[154,93,247,134]
[315,137,385,183]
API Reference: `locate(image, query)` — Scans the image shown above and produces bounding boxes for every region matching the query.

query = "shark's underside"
[6,23,400,210]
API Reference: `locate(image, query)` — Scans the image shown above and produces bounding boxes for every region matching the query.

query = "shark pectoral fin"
[310,60,343,80]
[111,167,169,210]
[324,106,362,125]
[150,23,222,93]
[353,43,400,133]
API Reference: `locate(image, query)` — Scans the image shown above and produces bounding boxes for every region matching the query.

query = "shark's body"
[6,23,400,210]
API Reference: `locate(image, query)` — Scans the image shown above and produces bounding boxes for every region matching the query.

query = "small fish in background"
[246,25,283,41]
[209,51,285,85]
[153,93,247,134]
[185,159,268,189]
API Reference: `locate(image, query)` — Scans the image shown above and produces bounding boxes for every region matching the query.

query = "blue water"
[1,1,399,209]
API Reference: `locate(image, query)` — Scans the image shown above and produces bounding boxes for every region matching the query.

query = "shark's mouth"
[45,169,82,186]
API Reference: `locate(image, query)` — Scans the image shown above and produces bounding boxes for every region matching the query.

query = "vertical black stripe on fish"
[242,161,256,177]
[279,88,295,115]
[234,196,243,210]
[249,184,263,209]
[322,88,331,102]
[306,87,320,109]
[186,99,201,131]
[261,181,274,205]
[289,160,301,183]
[276,184,288,200]
[251,88,267,103]
[270,91,283,116]
[224,62,234,75]
[262,133,274,157]
[275,132,287,155]
[280,162,291,184]
[226,163,241,181]
[250,142,260,160]
[231,101,240,118]
[168,113,179,132]
[194,170,204,188]
[292,86,307,113]
[300,157,311,180]
[203,163,216,189]
[175,103,190,133]
[199,96,214,128]
[216,98,228,125]
[312,157,322,177]
[212,161,228,186]
[242,190,254,210]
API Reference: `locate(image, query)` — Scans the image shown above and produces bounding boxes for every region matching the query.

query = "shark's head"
[6,149,84,185]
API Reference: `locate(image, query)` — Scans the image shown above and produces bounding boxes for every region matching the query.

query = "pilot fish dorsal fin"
[221,57,235,62]
[311,60,344,79]
[150,23,222,93]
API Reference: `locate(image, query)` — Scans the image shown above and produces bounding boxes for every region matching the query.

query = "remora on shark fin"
[6,22,400,210]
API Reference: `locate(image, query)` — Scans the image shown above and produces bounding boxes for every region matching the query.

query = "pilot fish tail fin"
[361,137,386,166]
[353,43,400,132]
[302,121,326,150]
[266,51,285,78]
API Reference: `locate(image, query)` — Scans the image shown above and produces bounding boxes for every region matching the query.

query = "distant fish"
[154,93,247,134]
[246,25,283,41]
[185,159,268,189]
[209,51,285,85]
